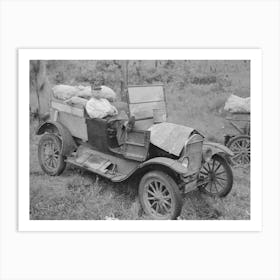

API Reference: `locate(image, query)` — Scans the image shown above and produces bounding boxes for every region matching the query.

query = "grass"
[30,60,250,220]
[30,121,250,220]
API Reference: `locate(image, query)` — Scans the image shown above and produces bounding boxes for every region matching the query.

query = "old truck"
[37,84,234,220]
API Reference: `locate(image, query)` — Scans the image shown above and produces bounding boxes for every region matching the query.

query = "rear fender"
[36,121,77,156]
[203,141,234,157]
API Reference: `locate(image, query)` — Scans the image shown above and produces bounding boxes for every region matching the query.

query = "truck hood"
[148,122,196,156]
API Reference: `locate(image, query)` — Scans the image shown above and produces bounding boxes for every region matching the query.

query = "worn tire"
[138,171,183,220]
[38,133,66,176]
[199,154,233,197]
[227,135,250,166]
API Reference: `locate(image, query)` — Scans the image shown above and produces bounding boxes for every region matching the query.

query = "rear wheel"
[138,171,182,220]
[38,133,66,176]
[199,154,233,197]
[227,135,250,165]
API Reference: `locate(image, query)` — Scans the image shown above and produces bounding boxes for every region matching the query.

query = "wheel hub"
[154,191,164,201]
[208,171,216,181]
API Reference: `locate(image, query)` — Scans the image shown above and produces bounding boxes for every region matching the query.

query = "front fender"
[203,141,234,157]
[139,157,188,174]
[36,121,77,156]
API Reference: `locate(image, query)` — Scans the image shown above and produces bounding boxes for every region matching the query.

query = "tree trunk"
[33,61,41,124]
[31,60,50,123]
[136,60,142,83]
[120,60,128,102]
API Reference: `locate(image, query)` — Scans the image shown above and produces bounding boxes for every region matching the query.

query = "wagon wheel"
[199,154,233,197]
[138,171,182,220]
[227,135,250,166]
[38,133,66,176]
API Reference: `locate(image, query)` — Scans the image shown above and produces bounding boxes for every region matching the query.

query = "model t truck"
[37,84,234,219]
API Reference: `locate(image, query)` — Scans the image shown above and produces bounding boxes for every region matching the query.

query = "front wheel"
[138,171,182,220]
[38,133,66,176]
[199,154,233,197]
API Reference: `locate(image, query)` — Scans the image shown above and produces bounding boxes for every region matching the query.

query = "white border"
[18,49,262,231]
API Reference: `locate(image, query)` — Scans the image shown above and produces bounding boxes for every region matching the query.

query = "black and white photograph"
[1,1,280,280]
[29,58,251,221]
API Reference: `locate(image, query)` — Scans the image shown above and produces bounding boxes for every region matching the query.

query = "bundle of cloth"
[52,85,92,100]
[85,97,118,119]
[52,84,119,119]
[224,94,250,113]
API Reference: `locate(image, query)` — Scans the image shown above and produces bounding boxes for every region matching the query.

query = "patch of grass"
[30,164,250,220]
[30,172,142,220]
[179,167,250,220]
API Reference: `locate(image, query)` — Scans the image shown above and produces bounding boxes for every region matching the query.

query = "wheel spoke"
[151,201,157,209]
[162,199,172,207]
[233,142,242,149]
[52,158,58,166]
[158,182,163,192]
[211,159,216,171]
[214,163,222,172]
[215,176,226,181]
[214,182,221,192]
[45,157,52,166]
[215,179,225,189]
[147,189,156,196]
[53,154,59,160]
[162,188,169,195]
[232,152,242,158]
[202,165,210,173]
[161,203,170,213]
[200,170,209,176]
[149,183,157,193]
[205,183,211,192]
[244,155,250,164]
[202,181,209,189]
[215,170,226,176]
[214,182,219,193]
[209,182,213,193]
[155,203,159,213]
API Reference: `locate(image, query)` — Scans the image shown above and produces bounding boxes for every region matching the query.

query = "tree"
[112,60,128,101]
[30,60,51,123]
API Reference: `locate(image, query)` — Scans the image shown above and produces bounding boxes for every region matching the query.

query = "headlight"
[203,148,212,163]
[181,157,189,168]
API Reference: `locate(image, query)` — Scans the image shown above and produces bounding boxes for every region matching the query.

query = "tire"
[38,133,66,176]
[199,154,233,197]
[227,135,250,166]
[138,171,183,220]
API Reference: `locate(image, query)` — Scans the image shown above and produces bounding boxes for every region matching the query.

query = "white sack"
[64,96,88,107]
[52,85,92,100]
[86,97,118,119]
[92,86,117,101]
[224,94,250,113]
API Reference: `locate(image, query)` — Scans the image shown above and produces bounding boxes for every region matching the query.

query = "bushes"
[43,60,247,95]
[190,74,217,85]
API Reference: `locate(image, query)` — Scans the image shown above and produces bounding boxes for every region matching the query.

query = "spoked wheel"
[199,154,233,197]
[38,133,66,176]
[139,171,182,220]
[227,135,250,166]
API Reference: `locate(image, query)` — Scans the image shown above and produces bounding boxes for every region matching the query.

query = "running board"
[66,145,139,182]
